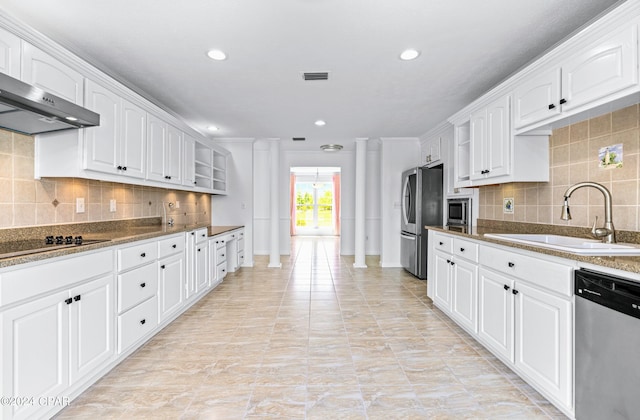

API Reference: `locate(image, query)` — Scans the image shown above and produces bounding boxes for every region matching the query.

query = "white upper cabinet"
[0,27,20,78]
[561,24,638,112]
[469,95,510,181]
[422,135,442,166]
[146,114,183,185]
[119,98,147,179]
[514,24,639,131]
[21,43,83,104]
[183,134,196,188]
[84,80,146,179]
[514,68,562,130]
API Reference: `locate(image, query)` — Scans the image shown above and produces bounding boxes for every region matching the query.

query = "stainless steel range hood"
[0,72,99,135]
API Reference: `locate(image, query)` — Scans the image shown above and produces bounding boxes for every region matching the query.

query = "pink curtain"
[290,173,296,236]
[333,174,340,236]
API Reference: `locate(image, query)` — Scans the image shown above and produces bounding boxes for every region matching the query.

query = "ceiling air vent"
[303,72,329,81]
[292,137,306,141]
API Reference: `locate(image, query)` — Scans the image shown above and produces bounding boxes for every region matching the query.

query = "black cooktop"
[0,236,111,259]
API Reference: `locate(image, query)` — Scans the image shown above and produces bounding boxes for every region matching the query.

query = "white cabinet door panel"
[0,27,21,78]
[84,80,119,174]
[562,24,638,111]
[433,251,452,310]
[120,99,147,179]
[21,43,83,104]
[451,258,478,333]
[68,274,115,385]
[514,281,572,408]
[514,68,562,129]
[158,253,184,322]
[166,124,183,184]
[478,268,514,363]
[1,290,69,420]
[146,114,166,182]
[486,96,510,178]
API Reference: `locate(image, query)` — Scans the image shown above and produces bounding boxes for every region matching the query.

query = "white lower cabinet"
[158,253,185,322]
[427,230,574,417]
[0,226,244,420]
[0,253,115,420]
[431,234,479,334]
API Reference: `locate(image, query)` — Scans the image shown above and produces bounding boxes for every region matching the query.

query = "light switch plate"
[110,199,117,212]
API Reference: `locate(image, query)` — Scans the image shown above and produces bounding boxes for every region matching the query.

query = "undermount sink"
[483,233,640,256]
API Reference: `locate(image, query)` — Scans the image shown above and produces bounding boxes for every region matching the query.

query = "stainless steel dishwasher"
[575,269,640,420]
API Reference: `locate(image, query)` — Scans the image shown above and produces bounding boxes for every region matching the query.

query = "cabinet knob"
[140,319,146,325]
[117,165,123,170]
[559,98,567,105]
[508,262,515,268]
[172,244,177,248]
[140,282,146,288]
[141,252,146,258]
[446,259,451,264]
[439,242,444,245]
[548,103,556,110]
[74,295,81,302]
[202,234,206,237]
[122,166,127,171]
[65,298,73,305]
[512,289,519,295]
[161,265,166,269]
[222,254,225,257]
[449,260,455,266]
[460,248,465,252]
[198,248,201,252]
[503,284,510,291]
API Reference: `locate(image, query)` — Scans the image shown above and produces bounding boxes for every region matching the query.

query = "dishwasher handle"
[576,269,640,320]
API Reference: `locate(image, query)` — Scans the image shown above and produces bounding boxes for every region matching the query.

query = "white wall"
[252,140,381,256]
[211,139,255,266]
[379,138,421,267]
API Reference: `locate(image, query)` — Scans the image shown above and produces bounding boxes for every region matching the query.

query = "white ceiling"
[0,0,623,150]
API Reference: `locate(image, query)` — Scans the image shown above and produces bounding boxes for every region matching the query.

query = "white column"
[268,139,282,268]
[353,138,367,268]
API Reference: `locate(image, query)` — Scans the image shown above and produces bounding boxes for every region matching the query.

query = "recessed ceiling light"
[207,125,219,132]
[314,120,326,126]
[207,49,227,61]
[400,49,420,61]
[320,144,343,152]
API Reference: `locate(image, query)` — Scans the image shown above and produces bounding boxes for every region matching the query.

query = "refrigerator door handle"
[401,234,416,240]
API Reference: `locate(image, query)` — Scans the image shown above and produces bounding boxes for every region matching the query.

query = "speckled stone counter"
[427,219,640,275]
[0,218,244,269]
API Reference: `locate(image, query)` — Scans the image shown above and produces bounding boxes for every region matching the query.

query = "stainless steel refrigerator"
[400,165,443,279]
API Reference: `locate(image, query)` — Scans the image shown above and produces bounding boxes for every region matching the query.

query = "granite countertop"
[427,220,640,275]
[0,218,244,270]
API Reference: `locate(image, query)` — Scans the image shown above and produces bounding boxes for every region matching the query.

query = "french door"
[294,182,335,235]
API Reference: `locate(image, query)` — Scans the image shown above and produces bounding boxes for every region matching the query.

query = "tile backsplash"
[0,129,211,229]
[479,104,640,231]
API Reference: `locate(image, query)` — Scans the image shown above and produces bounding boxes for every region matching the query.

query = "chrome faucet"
[560,182,616,243]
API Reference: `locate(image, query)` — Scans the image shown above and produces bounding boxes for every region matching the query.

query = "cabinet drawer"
[212,236,226,250]
[480,245,573,296]
[0,249,114,307]
[217,262,227,280]
[237,238,244,252]
[216,246,227,263]
[118,296,158,353]
[118,241,157,272]
[195,228,208,244]
[433,233,453,253]
[158,234,185,259]
[453,238,479,262]
[117,263,157,313]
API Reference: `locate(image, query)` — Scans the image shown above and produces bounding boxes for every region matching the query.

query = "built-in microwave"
[447,198,471,229]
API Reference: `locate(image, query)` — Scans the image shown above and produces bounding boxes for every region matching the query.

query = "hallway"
[56,236,565,419]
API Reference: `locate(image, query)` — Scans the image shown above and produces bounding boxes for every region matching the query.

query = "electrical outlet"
[76,197,85,213]
[110,199,117,212]
[175,201,180,209]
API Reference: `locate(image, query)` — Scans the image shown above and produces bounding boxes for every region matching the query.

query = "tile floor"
[55,236,568,419]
